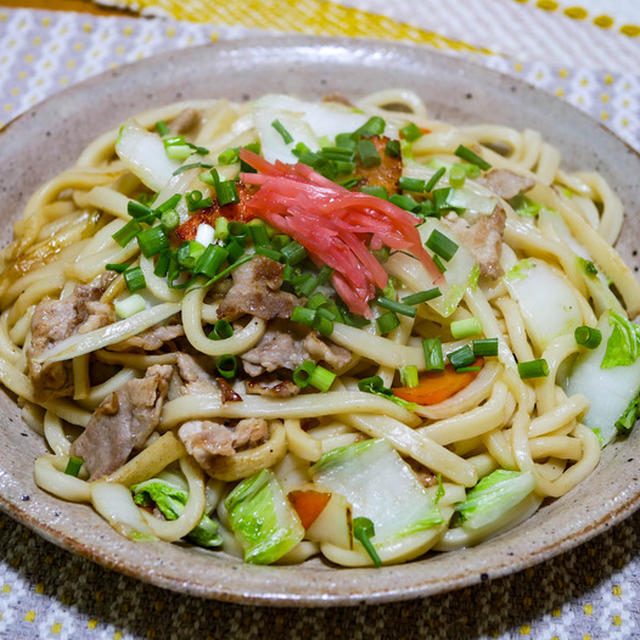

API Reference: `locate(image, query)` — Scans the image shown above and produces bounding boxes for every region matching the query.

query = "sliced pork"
[241,321,351,377]
[477,169,535,200]
[70,364,172,480]
[27,273,114,401]
[443,207,506,278]
[178,418,269,474]
[217,255,298,321]
[108,324,184,352]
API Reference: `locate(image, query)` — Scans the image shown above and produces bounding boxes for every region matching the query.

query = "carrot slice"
[288,490,331,529]
[393,358,483,405]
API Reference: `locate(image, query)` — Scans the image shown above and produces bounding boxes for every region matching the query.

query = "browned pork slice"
[216,255,299,321]
[71,364,173,480]
[27,273,114,401]
[107,324,184,352]
[477,169,535,200]
[178,418,269,473]
[245,376,300,398]
[176,353,217,395]
[443,207,506,278]
[241,321,351,377]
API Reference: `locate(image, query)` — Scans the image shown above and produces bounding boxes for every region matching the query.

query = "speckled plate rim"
[1,35,640,607]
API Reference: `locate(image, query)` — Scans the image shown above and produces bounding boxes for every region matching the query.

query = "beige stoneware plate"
[1,37,639,606]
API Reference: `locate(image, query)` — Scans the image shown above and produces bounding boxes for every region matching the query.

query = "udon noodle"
[1,89,638,567]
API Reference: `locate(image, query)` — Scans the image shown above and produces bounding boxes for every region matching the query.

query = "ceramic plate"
[1,36,639,606]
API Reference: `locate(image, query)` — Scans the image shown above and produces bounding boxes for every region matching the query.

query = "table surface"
[1,1,639,638]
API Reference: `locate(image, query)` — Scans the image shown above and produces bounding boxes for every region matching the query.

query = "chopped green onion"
[449,164,467,188]
[432,255,447,273]
[376,311,400,334]
[422,337,445,371]
[359,185,389,200]
[208,319,234,341]
[186,190,213,212]
[160,209,179,231]
[64,456,83,477]
[517,358,549,379]
[385,139,401,158]
[355,116,386,138]
[217,181,240,207]
[400,122,422,142]
[154,252,170,278]
[123,266,146,292]
[358,375,385,393]
[312,309,334,337]
[424,167,446,193]
[291,306,316,326]
[218,147,239,165]
[248,222,270,247]
[316,264,334,286]
[271,234,291,251]
[165,145,193,161]
[127,200,155,222]
[293,360,316,388]
[112,220,142,247]
[256,246,283,262]
[472,338,498,357]
[574,326,602,349]
[154,194,181,214]
[335,133,357,150]
[450,317,483,339]
[172,162,213,176]
[417,200,438,219]
[115,294,146,319]
[339,177,360,189]
[352,517,382,568]
[510,194,541,218]
[398,176,425,192]
[454,144,491,171]
[214,216,229,241]
[456,365,482,373]
[281,240,307,265]
[271,119,294,144]
[228,221,247,240]
[176,240,205,270]
[357,139,381,168]
[401,288,441,305]
[137,226,170,258]
[194,244,228,278]
[448,345,476,369]
[198,171,217,186]
[298,274,319,298]
[432,187,455,212]
[308,365,336,393]
[399,365,419,388]
[321,146,356,162]
[216,354,238,379]
[375,297,417,318]
[155,120,170,137]
[425,229,458,262]
[389,193,419,211]
[226,240,245,264]
[307,292,329,310]
[105,263,129,273]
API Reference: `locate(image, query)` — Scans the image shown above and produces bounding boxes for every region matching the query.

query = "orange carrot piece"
[288,490,331,529]
[393,358,483,405]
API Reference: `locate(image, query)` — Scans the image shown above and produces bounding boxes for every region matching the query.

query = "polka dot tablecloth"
[1,1,640,638]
